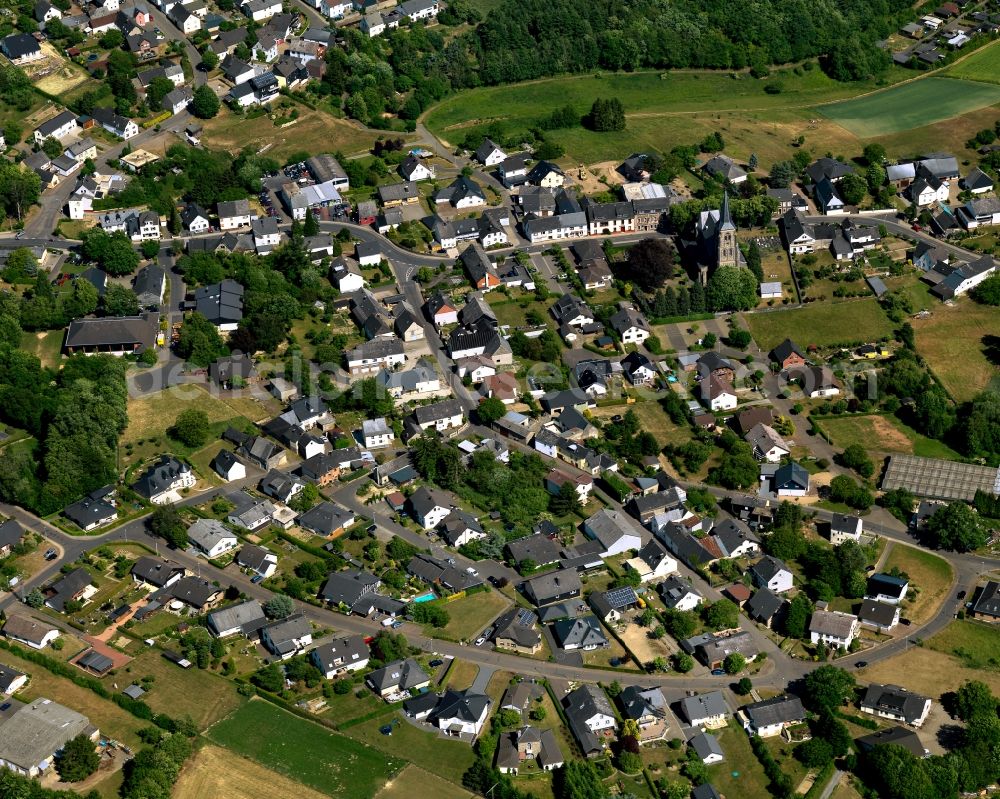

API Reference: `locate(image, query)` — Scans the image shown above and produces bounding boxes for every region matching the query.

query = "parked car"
[429,659,444,667]
[710,669,726,676]
[854,661,868,668]
[957,590,967,600]
[474,636,486,646]
[466,566,479,577]
[250,574,264,584]
[43,548,57,561]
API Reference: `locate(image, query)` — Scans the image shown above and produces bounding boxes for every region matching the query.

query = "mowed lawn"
[174,744,330,799]
[429,590,510,642]
[882,543,953,625]
[818,414,962,460]
[208,699,404,798]
[912,297,1000,402]
[946,40,1000,84]
[744,298,893,352]
[706,721,774,799]
[821,77,1000,137]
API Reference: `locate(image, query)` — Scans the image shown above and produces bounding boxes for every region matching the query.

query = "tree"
[252,662,284,692]
[616,750,642,774]
[619,238,676,291]
[703,599,738,630]
[191,85,220,119]
[476,396,507,425]
[554,760,605,799]
[55,733,99,782]
[25,588,44,608]
[672,652,694,673]
[971,274,1000,306]
[837,173,867,205]
[706,266,758,312]
[145,76,174,110]
[176,312,228,367]
[549,481,581,515]
[140,240,160,259]
[863,143,887,165]
[529,705,547,722]
[735,677,753,695]
[584,97,626,132]
[497,709,521,728]
[265,594,295,619]
[3,120,22,146]
[953,680,998,722]
[0,162,41,219]
[795,737,833,768]
[411,603,450,627]
[769,160,796,188]
[1,247,38,281]
[802,665,855,711]
[723,653,746,674]
[839,443,874,478]
[148,503,188,548]
[880,487,916,524]
[102,283,140,317]
[303,209,319,237]
[169,408,210,447]
[925,502,986,552]
[784,594,812,638]
[200,48,219,71]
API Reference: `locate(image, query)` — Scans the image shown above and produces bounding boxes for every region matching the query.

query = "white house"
[609,306,650,345]
[435,691,490,738]
[409,486,452,529]
[751,556,794,594]
[34,111,80,145]
[235,544,278,578]
[217,199,252,230]
[583,509,643,557]
[809,609,859,649]
[860,685,932,728]
[310,635,370,679]
[911,175,949,207]
[829,513,863,546]
[745,424,790,464]
[739,696,807,738]
[187,519,238,558]
[242,0,281,21]
[362,417,394,449]
[211,450,247,482]
[679,691,730,730]
[2,616,60,650]
[702,375,737,412]
[251,217,281,251]
[332,262,365,293]
[659,575,703,611]
[475,137,506,167]
[626,540,678,584]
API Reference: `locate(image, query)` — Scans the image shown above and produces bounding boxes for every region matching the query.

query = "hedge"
[749,734,794,799]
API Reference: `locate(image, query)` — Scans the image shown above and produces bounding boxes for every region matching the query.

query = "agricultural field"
[743,298,894,352]
[820,77,1000,137]
[427,589,511,642]
[911,297,1000,402]
[817,414,962,460]
[175,744,330,799]
[375,764,474,799]
[945,40,1000,85]
[882,543,953,625]
[112,649,245,731]
[202,106,389,162]
[208,699,404,798]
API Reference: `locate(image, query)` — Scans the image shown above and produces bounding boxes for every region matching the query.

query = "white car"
[466,566,479,577]
[474,636,486,646]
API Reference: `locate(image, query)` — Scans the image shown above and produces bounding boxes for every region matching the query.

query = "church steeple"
[720,190,735,232]
[716,190,738,270]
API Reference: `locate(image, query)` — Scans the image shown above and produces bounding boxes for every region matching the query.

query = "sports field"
[946,40,1000,85]
[208,699,404,798]
[820,77,1000,137]
[743,298,894,352]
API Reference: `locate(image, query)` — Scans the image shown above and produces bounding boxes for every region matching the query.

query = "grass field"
[882,543,953,625]
[2,647,148,747]
[208,699,404,798]
[820,77,1000,137]
[343,712,477,785]
[175,744,330,799]
[424,68,885,165]
[706,721,772,799]
[911,297,1000,402]
[375,764,474,799]
[20,330,64,370]
[202,106,387,162]
[925,619,1000,670]
[429,590,511,642]
[859,644,1000,699]
[818,414,962,460]
[744,298,894,352]
[116,649,245,731]
[946,40,1000,85]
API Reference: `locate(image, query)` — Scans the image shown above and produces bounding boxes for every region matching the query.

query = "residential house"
[522,570,581,607]
[310,635,370,679]
[679,691,730,729]
[132,456,195,504]
[1,33,42,65]
[858,599,901,632]
[621,351,656,385]
[690,733,725,764]
[929,256,996,300]
[745,588,786,629]
[235,544,277,579]
[0,664,27,695]
[745,423,790,463]
[225,492,278,532]
[492,607,542,654]
[609,305,650,345]
[866,573,909,605]
[64,489,118,531]
[971,580,1000,622]
[860,685,932,727]
[772,461,810,497]
[856,727,929,759]
[44,568,94,612]
[408,398,465,434]
[187,519,238,557]
[2,616,59,649]
[703,154,747,184]
[399,155,434,181]
[435,176,486,208]
[90,108,138,139]
[408,486,453,529]
[658,574,703,611]
[34,111,80,145]
[701,374,736,412]
[684,630,759,669]
[207,599,267,638]
[0,698,97,777]
[346,338,405,376]
[583,508,642,557]
[770,338,807,370]
[439,511,486,548]
[618,685,668,741]
[361,417,394,449]
[563,684,616,756]
[809,609,859,648]
[829,514,863,545]
[298,502,356,537]
[506,533,562,569]
[131,557,184,590]
[217,198,252,230]
[625,539,677,583]
[588,588,639,625]
[0,520,23,558]
[739,696,806,738]
[546,468,593,503]
[475,137,506,166]
[751,556,794,593]
[407,553,485,593]
[526,160,564,188]
[366,658,430,698]
[552,615,609,651]
[210,450,246,483]
[495,726,563,774]
[319,569,381,609]
[260,613,312,659]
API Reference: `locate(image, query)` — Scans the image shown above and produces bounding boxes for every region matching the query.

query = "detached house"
[750,556,794,593]
[132,456,195,504]
[739,696,806,738]
[679,691,730,729]
[829,513,863,545]
[809,609,859,648]
[861,685,932,727]
[310,635,370,678]
[408,486,453,529]
[563,684,616,756]
[260,613,312,659]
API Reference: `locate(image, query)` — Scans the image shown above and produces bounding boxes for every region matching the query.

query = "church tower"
[717,190,738,269]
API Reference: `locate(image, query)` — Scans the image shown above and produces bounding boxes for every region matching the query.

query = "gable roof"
[743,695,805,728]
